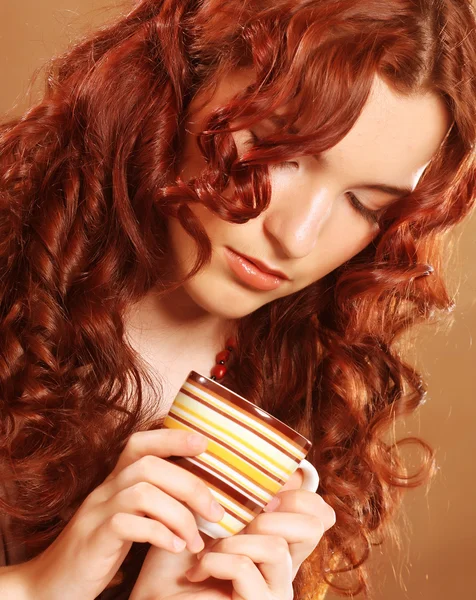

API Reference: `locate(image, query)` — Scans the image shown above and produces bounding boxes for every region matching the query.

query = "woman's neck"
[123,285,235,356]
[122,285,237,417]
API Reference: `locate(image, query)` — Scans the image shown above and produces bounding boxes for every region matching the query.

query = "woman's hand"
[189,474,336,586]
[20,429,224,600]
[130,469,336,600]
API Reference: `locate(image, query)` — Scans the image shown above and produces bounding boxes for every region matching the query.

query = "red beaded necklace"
[210,336,237,382]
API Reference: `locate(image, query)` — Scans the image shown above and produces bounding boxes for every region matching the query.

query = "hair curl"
[1,0,475,598]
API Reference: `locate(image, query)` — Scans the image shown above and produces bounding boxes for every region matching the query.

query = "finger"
[270,489,336,531]
[107,482,206,553]
[99,454,224,526]
[245,511,327,543]
[194,534,293,597]
[94,512,188,554]
[186,552,272,600]
[242,511,329,575]
[107,429,209,477]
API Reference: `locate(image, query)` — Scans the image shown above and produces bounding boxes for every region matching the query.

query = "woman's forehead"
[321,76,451,191]
[186,70,450,191]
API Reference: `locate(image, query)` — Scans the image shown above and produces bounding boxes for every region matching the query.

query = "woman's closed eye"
[242,131,299,170]
[346,191,385,225]
[241,131,384,226]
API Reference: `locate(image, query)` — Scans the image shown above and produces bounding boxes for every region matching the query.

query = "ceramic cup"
[162,371,319,539]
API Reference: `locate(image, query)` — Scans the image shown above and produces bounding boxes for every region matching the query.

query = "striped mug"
[162,370,319,539]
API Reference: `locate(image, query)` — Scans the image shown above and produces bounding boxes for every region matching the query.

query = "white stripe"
[170,404,290,479]
[184,381,306,459]
[200,452,273,502]
[195,512,245,538]
[209,488,255,520]
[187,456,266,509]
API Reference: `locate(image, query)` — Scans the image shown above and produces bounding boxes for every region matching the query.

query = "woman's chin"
[183,275,267,320]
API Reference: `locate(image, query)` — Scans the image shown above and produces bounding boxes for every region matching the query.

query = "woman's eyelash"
[243,131,383,226]
[346,192,384,225]
[243,132,299,169]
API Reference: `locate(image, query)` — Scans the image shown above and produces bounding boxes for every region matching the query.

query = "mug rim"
[188,370,312,452]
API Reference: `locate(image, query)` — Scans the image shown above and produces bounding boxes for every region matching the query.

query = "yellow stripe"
[172,395,292,476]
[220,515,241,535]
[207,438,282,495]
[198,453,270,502]
[163,417,260,534]
[189,379,306,459]
[163,415,194,434]
[166,415,270,502]
[209,488,255,520]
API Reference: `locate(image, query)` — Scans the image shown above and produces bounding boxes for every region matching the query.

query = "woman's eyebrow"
[355,182,413,198]
[318,152,414,198]
[264,115,413,199]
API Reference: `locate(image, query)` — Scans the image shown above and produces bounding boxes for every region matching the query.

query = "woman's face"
[169,70,450,320]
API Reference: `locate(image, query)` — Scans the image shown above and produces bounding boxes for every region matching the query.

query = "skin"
[124,68,449,413]
[125,69,451,599]
[168,69,449,320]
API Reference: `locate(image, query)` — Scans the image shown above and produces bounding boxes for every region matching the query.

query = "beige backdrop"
[1,2,475,598]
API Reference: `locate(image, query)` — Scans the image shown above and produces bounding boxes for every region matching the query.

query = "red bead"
[216,349,231,363]
[211,364,227,379]
[225,337,237,349]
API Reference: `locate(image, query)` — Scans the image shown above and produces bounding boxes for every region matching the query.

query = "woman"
[0,0,475,598]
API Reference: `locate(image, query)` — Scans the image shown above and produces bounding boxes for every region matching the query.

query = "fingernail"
[173,536,187,551]
[263,496,281,512]
[210,500,225,520]
[188,433,208,449]
[190,532,204,552]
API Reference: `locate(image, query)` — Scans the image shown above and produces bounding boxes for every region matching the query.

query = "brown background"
[1,2,475,598]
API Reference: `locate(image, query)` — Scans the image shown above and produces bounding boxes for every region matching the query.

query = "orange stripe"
[170,411,284,495]
[172,392,292,477]
[181,389,289,483]
[188,378,304,458]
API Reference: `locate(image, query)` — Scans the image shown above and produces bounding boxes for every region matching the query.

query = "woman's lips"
[224,247,285,291]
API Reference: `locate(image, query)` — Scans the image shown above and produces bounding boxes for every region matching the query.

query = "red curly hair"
[1,0,475,598]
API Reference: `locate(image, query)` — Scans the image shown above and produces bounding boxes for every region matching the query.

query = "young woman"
[1,0,475,598]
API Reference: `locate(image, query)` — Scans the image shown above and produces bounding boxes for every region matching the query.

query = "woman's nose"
[262,185,333,259]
